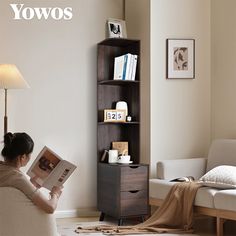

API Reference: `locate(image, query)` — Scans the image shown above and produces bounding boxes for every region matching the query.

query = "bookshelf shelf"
[98,38,140,47]
[98,121,140,125]
[98,80,139,85]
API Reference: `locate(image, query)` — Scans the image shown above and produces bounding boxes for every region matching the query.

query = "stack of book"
[113,53,138,80]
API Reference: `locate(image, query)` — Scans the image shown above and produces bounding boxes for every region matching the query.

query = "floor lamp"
[0,64,29,134]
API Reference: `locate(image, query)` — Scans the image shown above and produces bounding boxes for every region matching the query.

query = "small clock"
[104,109,126,122]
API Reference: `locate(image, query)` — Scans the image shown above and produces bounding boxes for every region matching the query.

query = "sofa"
[149,139,236,236]
[0,187,59,236]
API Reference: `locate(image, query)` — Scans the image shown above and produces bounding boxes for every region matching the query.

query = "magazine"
[27,146,77,191]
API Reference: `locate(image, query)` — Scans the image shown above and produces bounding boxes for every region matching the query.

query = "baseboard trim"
[55,208,100,218]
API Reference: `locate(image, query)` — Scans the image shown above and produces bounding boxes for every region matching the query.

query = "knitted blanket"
[76,182,201,235]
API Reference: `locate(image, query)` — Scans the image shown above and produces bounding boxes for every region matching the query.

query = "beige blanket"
[76,182,201,235]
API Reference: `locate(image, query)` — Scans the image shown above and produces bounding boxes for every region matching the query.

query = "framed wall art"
[107,18,127,38]
[167,39,195,79]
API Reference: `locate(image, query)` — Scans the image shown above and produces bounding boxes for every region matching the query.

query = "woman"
[0,132,63,213]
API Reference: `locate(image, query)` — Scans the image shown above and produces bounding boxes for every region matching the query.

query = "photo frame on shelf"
[167,39,195,79]
[112,142,128,155]
[107,18,127,38]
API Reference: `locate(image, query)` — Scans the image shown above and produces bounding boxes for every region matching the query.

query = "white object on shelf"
[116,101,128,117]
[113,55,126,80]
[124,53,133,80]
[108,150,118,163]
[113,53,135,80]
[131,55,138,80]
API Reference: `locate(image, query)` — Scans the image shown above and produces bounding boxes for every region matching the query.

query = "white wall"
[126,0,211,176]
[125,0,150,164]
[150,0,211,176]
[211,0,236,139]
[0,0,123,212]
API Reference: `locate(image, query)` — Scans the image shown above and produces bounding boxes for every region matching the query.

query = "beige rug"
[58,220,203,236]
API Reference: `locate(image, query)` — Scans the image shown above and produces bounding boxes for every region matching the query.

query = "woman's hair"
[1,132,34,161]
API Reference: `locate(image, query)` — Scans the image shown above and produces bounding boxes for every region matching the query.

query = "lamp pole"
[4,88,7,134]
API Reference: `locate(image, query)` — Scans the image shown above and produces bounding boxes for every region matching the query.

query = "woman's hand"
[32,186,64,214]
[30,176,41,189]
[50,186,63,199]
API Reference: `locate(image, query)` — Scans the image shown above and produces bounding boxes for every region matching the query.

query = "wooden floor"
[56,216,236,236]
[57,216,99,236]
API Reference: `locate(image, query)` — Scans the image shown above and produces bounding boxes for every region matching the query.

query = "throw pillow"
[199,165,236,189]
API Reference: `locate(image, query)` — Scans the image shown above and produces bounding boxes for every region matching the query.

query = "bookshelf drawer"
[120,190,148,216]
[120,165,148,191]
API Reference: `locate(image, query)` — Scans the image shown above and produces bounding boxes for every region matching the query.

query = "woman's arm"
[32,186,63,214]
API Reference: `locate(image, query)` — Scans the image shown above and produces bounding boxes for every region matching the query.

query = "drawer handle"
[129,190,139,193]
[129,166,139,169]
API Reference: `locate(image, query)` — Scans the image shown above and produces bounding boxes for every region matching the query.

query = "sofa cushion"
[156,158,206,181]
[149,179,219,208]
[149,179,175,200]
[199,165,236,189]
[194,187,219,208]
[214,189,236,211]
[207,139,236,171]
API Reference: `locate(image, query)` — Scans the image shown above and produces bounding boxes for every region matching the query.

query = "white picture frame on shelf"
[107,18,127,38]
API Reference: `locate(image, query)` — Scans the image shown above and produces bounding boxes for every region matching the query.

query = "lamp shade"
[0,64,29,89]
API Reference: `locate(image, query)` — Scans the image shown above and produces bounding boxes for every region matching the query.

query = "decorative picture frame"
[167,39,195,79]
[112,142,128,155]
[107,18,127,38]
[104,109,126,122]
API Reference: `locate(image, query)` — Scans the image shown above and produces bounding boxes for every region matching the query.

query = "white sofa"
[0,187,59,236]
[149,139,236,236]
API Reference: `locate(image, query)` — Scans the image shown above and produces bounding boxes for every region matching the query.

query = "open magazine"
[27,146,77,191]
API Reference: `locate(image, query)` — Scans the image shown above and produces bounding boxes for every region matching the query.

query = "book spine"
[122,54,128,80]
[128,54,134,80]
[125,53,133,80]
[131,55,138,80]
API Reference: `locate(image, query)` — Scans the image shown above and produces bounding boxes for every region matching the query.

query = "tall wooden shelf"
[97,38,140,163]
[97,38,148,225]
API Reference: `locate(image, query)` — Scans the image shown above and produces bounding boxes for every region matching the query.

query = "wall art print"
[167,39,195,79]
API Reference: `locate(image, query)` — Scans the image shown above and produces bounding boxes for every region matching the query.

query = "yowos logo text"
[10,4,73,20]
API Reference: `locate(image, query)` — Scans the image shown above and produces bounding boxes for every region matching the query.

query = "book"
[131,54,138,80]
[170,176,194,182]
[122,54,128,80]
[27,146,77,191]
[124,53,133,80]
[113,54,126,80]
[113,53,133,80]
[127,54,135,80]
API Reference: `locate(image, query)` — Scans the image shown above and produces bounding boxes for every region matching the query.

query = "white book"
[131,55,138,80]
[124,53,133,80]
[113,54,126,80]
[121,54,128,80]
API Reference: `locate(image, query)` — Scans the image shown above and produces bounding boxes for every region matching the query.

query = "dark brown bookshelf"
[97,38,148,225]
